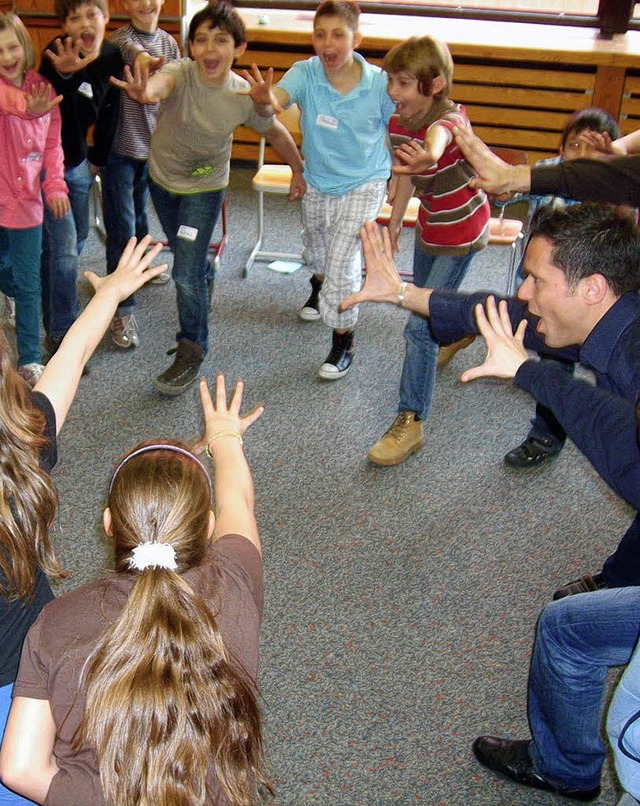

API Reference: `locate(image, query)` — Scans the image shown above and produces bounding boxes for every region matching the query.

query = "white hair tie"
[128,541,177,571]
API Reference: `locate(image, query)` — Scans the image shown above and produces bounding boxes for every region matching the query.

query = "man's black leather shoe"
[472,736,601,802]
[553,571,606,601]
[504,436,562,468]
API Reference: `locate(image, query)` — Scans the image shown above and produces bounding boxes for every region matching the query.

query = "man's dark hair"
[188,1,246,48]
[529,203,640,296]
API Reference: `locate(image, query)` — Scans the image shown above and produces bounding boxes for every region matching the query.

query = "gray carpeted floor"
[43,166,630,805]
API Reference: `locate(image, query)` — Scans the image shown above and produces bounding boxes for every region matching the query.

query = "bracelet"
[204,431,244,460]
[397,282,408,307]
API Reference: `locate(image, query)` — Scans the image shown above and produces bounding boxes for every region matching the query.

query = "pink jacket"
[0,69,68,229]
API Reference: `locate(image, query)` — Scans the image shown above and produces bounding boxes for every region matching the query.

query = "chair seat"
[377,196,420,226]
[252,164,293,193]
[488,216,523,245]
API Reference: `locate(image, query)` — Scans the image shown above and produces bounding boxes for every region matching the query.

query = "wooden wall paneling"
[592,65,626,118]
[620,71,640,134]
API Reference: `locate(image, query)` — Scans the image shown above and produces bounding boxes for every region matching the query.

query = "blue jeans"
[399,241,475,419]
[149,179,222,353]
[0,683,38,804]
[0,225,42,366]
[103,151,150,315]
[527,587,640,789]
[41,159,93,340]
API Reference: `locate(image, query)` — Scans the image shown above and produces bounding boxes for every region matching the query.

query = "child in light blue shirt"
[247,0,393,380]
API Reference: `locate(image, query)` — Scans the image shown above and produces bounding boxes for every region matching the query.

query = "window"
[237,0,639,34]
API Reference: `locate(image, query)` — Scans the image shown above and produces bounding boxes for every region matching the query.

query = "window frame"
[234,0,640,34]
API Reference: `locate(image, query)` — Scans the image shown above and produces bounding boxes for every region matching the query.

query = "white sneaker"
[18,363,44,388]
[111,314,139,349]
[4,296,15,329]
[149,271,171,285]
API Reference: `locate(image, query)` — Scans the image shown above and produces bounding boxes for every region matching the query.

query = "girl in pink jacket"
[0,13,69,387]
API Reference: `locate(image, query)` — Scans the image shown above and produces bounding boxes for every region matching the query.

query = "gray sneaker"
[154,339,204,396]
[111,314,139,349]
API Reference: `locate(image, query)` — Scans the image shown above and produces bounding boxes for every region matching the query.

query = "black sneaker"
[504,436,562,468]
[318,330,354,380]
[299,275,323,322]
[154,339,204,396]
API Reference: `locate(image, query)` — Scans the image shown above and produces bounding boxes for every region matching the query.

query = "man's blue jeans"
[41,159,93,340]
[149,179,223,354]
[399,240,475,419]
[528,587,640,789]
[0,225,42,366]
[103,151,150,315]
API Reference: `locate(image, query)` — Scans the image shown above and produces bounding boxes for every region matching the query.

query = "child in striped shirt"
[368,35,490,466]
[103,0,180,350]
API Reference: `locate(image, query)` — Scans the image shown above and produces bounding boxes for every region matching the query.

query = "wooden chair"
[244,104,303,277]
[487,147,530,295]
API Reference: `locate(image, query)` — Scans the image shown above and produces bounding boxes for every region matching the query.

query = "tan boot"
[368,412,424,466]
[437,334,476,369]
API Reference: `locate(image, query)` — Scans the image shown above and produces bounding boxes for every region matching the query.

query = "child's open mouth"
[81,32,96,50]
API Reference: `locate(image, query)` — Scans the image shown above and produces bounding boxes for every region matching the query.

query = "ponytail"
[79,570,267,805]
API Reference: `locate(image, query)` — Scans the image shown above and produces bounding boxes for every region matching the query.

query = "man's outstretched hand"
[460,296,528,383]
[339,221,402,312]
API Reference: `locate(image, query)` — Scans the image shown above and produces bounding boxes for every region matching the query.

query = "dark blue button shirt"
[430,290,640,586]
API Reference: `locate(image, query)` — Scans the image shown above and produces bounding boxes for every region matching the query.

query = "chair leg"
[505,233,523,296]
[244,189,265,277]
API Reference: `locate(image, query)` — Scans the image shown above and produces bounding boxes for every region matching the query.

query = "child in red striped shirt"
[368,35,490,467]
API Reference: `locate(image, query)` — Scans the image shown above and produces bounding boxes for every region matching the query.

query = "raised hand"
[579,130,621,156]
[453,125,520,196]
[44,37,96,74]
[83,235,167,298]
[392,140,435,175]
[110,61,159,104]
[238,63,282,111]
[460,296,528,383]
[26,83,63,116]
[194,373,264,455]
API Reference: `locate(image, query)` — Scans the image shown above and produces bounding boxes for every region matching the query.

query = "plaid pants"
[302,179,386,329]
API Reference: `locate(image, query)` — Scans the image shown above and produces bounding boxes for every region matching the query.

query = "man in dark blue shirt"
[343,204,640,597]
[341,206,640,801]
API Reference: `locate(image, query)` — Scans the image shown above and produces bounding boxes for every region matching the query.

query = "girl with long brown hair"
[0,374,270,806]
[0,236,165,806]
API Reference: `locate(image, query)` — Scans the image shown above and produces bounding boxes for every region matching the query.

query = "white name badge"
[78,81,93,99]
[316,114,338,130]
[177,224,198,242]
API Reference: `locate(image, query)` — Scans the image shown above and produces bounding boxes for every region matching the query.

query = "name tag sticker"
[316,114,338,130]
[78,81,93,99]
[177,224,198,242]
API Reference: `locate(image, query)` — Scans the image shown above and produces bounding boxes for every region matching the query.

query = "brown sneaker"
[368,412,424,466]
[154,339,204,396]
[437,335,476,368]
